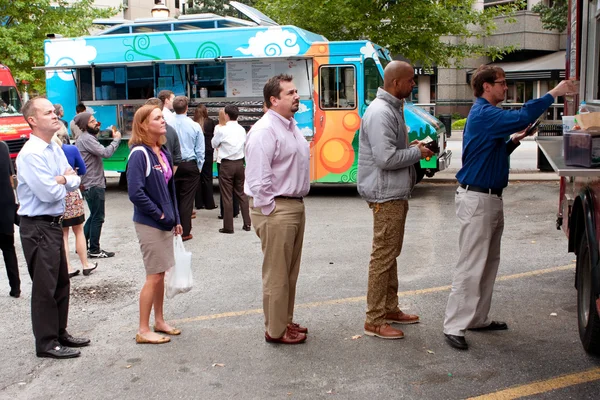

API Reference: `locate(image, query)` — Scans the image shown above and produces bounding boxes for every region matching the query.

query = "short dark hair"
[471,65,505,97]
[158,90,174,104]
[263,74,293,108]
[172,96,188,114]
[224,105,239,121]
[145,97,164,110]
[75,102,86,113]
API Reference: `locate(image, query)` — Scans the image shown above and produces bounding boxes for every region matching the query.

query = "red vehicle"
[0,63,30,158]
[536,1,600,354]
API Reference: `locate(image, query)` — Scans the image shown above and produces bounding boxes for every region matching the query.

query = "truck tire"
[576,235,600,354]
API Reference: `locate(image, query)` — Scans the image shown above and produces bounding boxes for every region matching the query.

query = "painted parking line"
[170,264,575,325]
[467,367,600,399]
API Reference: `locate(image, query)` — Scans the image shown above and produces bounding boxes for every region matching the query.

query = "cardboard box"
[564,131,600,167]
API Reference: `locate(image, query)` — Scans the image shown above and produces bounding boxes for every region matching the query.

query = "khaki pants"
[365,199,409,326]
[251,198,306,338]
[443,186,504,336]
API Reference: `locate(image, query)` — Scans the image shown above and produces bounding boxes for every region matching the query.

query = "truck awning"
[468,51,566,81]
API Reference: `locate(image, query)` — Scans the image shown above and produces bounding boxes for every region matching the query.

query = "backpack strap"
[128,146,151,177]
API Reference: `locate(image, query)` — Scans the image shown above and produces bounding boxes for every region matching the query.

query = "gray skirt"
[134,222,174,275]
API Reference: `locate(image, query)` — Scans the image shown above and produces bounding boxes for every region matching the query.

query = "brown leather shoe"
[385,311,420,325]
[288,322,308,334]
[182,234,193,242]
[364,323,404,339]
[265,328,307,344]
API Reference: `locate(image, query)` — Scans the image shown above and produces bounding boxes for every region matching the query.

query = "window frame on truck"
[319,64,357,110]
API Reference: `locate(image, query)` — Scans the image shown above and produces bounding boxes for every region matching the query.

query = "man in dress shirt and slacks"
[245,74,310,345]
[211,105,251,234]
[173,96,205,241]
[17,97,90,359]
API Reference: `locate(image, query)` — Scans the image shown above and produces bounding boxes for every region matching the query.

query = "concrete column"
[418,76,431,104]
[528,0,544,11]
[473,0,484,11]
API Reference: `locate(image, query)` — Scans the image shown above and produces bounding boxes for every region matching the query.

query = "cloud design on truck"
[237,28,300,57]
[45,39,97,81]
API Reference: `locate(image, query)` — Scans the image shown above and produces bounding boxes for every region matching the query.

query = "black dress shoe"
[242,225,251,231]
[444,333,468,350]
[219,228,234,234]
[468,321,508,331]
[9,290,20,298]
[37,345,81,359]
[59,334,91,348]
[218,215,223,219]
[68,269,80,279]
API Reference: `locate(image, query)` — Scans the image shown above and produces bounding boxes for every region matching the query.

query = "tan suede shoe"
[385,311,420,325]
[364,323,405,339]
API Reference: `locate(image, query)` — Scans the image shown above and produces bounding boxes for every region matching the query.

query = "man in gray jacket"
[75,112,121,259]
[358,61,433,340]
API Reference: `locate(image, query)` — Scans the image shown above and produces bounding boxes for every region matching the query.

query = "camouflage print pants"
[365,199,409,326]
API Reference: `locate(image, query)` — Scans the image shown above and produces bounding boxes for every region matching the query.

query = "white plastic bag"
[165,235,193,299]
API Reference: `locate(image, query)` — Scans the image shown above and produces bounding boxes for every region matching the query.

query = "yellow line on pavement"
[467,367,600,399]
[170,264,575,325]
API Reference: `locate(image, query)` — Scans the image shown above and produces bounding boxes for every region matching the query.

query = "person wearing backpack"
[127,105,182,345]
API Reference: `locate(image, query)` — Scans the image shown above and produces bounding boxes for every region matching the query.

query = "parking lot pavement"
[2,182,599,399]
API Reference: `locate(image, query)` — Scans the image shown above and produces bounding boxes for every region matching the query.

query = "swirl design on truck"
[124,36,160,61]
[196,42,221,59]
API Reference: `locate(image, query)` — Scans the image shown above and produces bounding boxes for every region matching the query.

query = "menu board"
[226,60,311,97]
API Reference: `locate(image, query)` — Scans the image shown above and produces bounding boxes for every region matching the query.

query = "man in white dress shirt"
[17,97,90,359]
[158,90,176,127]
[211,105,251,234]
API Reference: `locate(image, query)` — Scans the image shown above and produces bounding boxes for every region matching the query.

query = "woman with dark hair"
[127,105,183,344]
[193,104,217,210]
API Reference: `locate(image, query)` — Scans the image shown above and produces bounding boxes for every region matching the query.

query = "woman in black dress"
[194,104,218,210]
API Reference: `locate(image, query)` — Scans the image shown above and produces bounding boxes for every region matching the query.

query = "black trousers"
[217,162,239,217]
[0,233,20,294]
[219,159,251,232]
[20,217,70,353]
[175,161,200,237]
[195,154,216,209]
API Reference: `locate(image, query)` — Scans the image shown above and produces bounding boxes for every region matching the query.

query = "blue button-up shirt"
[16,135,81,217]
[456,93,554,190]
[174,114,205,171]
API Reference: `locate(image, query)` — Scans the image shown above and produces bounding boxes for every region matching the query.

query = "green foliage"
[187,0,257,17]
[452,118,467,130]
[451,112,463,121]
[254,0,525,68]
[532,0,567,32]
[0,0,117,93]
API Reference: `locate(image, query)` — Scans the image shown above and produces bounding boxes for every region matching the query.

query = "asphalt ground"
[2,181,600,399]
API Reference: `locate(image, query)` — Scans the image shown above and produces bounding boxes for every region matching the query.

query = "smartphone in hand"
[525,120,541,136]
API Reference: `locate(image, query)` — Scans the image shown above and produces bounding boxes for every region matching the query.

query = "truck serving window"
[79,65,157,100]
[319,65,356,109]
[364,58,382,105]
[0,86,23,115]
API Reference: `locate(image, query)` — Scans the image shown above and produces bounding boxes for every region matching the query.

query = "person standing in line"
[358,61,433,340]
[173,96,204,241]
[215,108,239,220]
[443,66,576,350]
[127,105,182,344]
[245,74,310,344]
[145,97,181,173]
[69,103,86,140]
[193,104,217,210]
[0,140,20,298]
[75,112,122,259]
[17,97,89,359]
[158,90,176,127]
[212,105,251,234]
[51,134,97,278]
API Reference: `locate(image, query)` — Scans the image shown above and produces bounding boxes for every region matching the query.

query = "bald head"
[383,61,415,100]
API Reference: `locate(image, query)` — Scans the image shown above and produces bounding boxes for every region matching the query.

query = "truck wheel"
[414,163,425,184]
[576,235,600,354]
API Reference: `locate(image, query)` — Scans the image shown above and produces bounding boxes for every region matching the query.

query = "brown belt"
[275,196,304,202]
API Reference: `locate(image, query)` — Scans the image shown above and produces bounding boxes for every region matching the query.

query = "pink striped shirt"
[244,109,310,215]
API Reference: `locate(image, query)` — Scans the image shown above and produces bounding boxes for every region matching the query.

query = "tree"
[254,0,525,67]
[532,0,568,32]
[0,0,117,93]
[187,0,257,17]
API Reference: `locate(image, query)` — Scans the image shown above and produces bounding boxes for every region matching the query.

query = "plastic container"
[579,101,590,115]
[200,87,208,98]
[562,116,576,134]
[564,131,600,167]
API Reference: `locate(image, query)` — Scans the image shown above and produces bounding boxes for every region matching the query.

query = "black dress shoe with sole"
[468,321,508,331]
[242,225,251,231]
[444,333,468,350]
[37,345,81,359]
[59,334,91,347]
[219,228,234,234]
[9,291,20,298]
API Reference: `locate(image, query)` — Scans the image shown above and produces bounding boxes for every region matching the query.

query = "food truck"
[536,0,600,354]
[41,2,451,183]
[0,63,30,159]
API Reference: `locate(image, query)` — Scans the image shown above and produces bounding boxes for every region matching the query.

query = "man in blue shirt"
[443,66,576,351]
[17,97,90,359]
[173,96,204,241]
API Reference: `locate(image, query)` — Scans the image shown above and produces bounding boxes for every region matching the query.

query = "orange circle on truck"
[342,112,360,131]
[320,138,354,173]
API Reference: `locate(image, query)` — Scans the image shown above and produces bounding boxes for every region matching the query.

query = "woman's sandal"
[153,325,182,335]
[135,333,170,344]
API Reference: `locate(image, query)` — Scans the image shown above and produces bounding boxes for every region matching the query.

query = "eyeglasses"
[493,80,507,87]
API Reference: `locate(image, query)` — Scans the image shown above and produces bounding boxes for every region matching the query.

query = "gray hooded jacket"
[357,88,421,203]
